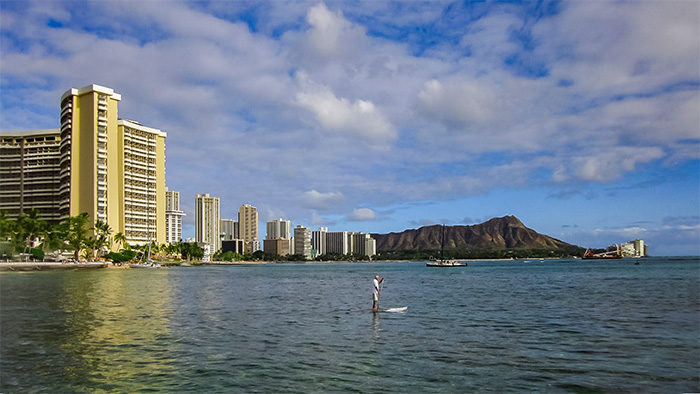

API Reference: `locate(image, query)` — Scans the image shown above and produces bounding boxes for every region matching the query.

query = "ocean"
[1,257,698,393]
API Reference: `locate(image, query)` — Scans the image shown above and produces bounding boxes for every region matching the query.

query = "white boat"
[130,262,161,268]
[426,260,467,267]
[426,224,468,267]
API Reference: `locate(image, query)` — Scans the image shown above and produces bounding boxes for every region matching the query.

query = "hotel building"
[294,225,312,260]
[195,193,221,252]
[1,84,167,246]
[238,204,259,253]
[165,188,185,244]
[0,129,62,223]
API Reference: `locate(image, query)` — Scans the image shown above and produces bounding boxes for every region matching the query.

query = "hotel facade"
[1,84,168,246]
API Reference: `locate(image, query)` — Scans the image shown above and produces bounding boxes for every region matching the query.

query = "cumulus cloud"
[295,72,397,148]
[348,208,376,222]
[417,78,498,129]
[300,190,345,210]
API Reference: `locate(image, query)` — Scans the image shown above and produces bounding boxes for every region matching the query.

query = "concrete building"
[1,84,167,246]
[266,218,291,240]
[238,204,259,253]
[222,239,245,254]
[195,193,221,252]
[312,227,328,255]
[221,219,239,241]
[621,239,647,257]
[0,129,62,223]
[294,225,312,260]
[263,238,291,256]
[165,188,185,244]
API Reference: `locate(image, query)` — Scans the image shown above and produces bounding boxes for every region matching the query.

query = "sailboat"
[426,225,467,267]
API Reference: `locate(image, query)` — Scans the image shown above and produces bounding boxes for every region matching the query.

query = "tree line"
[0,209,204,263]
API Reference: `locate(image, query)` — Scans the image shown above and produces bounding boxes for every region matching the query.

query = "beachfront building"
[266,218,291,240]
[263,237,291,256]
[195,193,221,252]
[0,129,63,223]
[312,227,328,255]
[238,204,258,253]
[621,239,647,257]
[221,219,239,241]
[294,225,312,260]
[165,188,185,244]
[1,84,168,246]
[310,228,376,258]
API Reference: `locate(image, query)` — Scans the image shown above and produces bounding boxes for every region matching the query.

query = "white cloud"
[295,72,397,148]
[300,190,344,210]
[348,208,376,222]
[417,78,498,129]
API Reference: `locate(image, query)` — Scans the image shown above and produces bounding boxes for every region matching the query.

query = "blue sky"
[1,0,698,255]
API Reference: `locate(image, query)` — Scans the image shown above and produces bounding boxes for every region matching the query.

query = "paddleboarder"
[372,275,384,311]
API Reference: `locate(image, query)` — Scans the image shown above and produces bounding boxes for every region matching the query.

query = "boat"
[426,224,468,267]
[426,259,467,267]
[129,262,161,268]
[582,248,622,260]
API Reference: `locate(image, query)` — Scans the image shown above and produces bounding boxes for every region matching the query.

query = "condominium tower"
[266,218,291,240]
[0,129,62,223]
[165,188,185,244]
[195,193,221,252]
[1,84,167,246]
[238,204,258,253]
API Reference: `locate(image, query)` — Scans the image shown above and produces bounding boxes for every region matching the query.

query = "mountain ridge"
[371,216,580,253]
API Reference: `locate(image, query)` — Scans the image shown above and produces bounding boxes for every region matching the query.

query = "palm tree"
[19,209,47,255]
[114,232,128,251]
[66,212,90,261]
[93,220,112,258]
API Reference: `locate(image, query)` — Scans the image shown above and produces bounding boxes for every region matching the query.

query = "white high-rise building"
[312,227,328,256]
[266,218,291,240]
[221,219,239,241]
[165,188,185,244]
[195,193,221,252]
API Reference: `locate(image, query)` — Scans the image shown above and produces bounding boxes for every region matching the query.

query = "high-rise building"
[195,193,221,252]
[266,218,291,240]
[221,219,239,241]
[1,84,167,246]
[294,225,311,260]
[165,188,185,244]
[312,227,328,256]
[238,204,258,253]
[0,130,62,223]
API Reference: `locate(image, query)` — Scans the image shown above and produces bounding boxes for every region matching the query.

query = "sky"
[1,0,698,256]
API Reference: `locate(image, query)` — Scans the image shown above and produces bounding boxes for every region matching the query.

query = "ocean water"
[1,257,698,393]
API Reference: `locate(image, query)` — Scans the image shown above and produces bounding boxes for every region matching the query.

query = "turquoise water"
[1,258,698,393]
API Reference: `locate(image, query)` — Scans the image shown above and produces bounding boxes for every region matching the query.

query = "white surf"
[384,306,408,313]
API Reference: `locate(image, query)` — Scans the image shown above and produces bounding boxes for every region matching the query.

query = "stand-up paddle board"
[382,306,408,313]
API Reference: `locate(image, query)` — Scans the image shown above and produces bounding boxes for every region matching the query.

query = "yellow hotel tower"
[0,84,166,246]
[59,84,167,246]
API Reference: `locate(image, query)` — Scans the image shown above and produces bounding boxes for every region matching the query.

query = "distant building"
[222,239,245,255]
[312,227,328,255]
[195,193,221,252]
[264,238,291,256]
[294,225,312,260]
[221,219,239,241]
[266,218,292,240]
[311,228,376,258]
[165,188,185,244]
[239,204,258,253]
[621,239,647,257]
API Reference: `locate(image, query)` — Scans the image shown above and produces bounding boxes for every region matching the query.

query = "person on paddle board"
[372,275,384,311]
